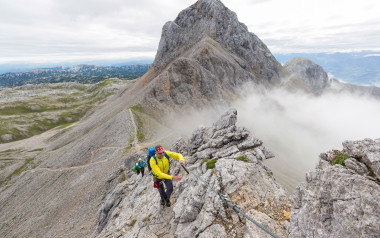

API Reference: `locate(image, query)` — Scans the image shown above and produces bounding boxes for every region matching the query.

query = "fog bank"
[170,88,380,192]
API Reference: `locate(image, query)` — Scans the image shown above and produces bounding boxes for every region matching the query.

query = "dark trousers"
[137,167,145,177]
[156,179,173,202]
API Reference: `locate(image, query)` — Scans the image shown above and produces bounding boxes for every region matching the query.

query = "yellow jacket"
[150,150,185,180]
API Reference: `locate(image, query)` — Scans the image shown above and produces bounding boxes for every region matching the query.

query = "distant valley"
[2,51,379,88]
[0,64,149,87]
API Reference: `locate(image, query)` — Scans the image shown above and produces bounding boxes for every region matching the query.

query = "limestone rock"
[97,109,291,237]
[344,158,369,176]
[290,138,380,238]
[187,108,272,163]
[0,134,13,142]
[197,224,227,238]
[171,137,189,156]
[342,138,380,180]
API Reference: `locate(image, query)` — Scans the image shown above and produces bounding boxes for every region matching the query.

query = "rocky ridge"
[290,138,380,238]
[96,109,292,238]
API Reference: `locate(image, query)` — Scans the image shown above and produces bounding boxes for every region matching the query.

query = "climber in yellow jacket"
[150,145,186,207]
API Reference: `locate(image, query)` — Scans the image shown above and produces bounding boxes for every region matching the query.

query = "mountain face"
[134,0,307,111]
[152,0,279,74]
[284,57,380,97]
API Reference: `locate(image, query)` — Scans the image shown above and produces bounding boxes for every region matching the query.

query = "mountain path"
[5,106,176,186]
[15,108,140,176]
[21,147,124,175]
[128,109,138,145]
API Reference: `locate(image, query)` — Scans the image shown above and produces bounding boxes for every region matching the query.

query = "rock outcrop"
[97,109,292,237]
[290,138,380,238]
[284,57,380,97]
[284,58,330,92]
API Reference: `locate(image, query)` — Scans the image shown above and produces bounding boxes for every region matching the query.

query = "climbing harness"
[153,181,161,188]
[180,164,281,238]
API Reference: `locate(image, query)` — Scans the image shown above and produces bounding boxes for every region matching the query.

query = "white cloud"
[373,81,380,87]
[234,88,380,191]
[0,0,379,65]
[0,0,191,65]
[224,0,380,53]
[364,54,380,57]
[170,86,380,191]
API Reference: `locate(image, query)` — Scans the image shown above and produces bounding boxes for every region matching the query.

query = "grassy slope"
[0,79,130,144]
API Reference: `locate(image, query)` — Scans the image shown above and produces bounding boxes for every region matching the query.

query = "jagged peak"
[151,0,275,72]
[141,0,304,109]
[174,0,238,27]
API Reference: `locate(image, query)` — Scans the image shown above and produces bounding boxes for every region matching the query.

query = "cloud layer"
[1,0,380,65]
[170,87,380,191]
[235,88,380,191]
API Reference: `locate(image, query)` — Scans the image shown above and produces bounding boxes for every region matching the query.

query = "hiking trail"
[128,109,138,144]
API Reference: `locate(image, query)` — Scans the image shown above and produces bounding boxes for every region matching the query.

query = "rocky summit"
[133,0,308,112]
[152,0,279,74]
[96,109,292,238]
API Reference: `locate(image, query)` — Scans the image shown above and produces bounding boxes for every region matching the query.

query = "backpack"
[147,146,169,172]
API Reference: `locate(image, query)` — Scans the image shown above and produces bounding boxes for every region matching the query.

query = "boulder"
[290,139,380,238]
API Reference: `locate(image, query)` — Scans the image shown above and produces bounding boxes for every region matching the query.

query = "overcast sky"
[1,0,379,65]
